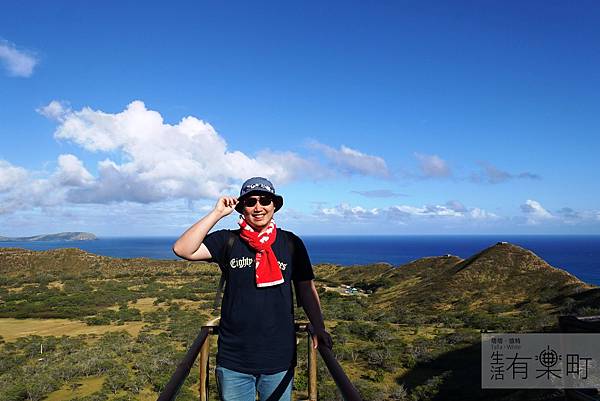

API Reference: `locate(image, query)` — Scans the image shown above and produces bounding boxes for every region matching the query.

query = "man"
[173,177,331,401]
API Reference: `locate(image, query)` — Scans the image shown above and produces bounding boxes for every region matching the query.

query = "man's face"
[241,194,275,231]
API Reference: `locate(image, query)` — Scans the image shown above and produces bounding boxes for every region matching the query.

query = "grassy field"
[45,377,105,401]
[1,244,599,401]
[0,318,146,341]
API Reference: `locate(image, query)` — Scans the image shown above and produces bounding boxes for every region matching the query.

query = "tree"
[23,372,59,401]
[103,365,130,394]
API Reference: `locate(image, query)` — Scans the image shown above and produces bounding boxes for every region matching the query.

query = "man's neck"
[246,219,273,235]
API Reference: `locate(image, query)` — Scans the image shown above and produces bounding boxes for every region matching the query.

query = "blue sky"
[1,1,599,236]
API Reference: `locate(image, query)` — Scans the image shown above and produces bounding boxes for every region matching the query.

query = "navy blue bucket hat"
[235,177,284,213]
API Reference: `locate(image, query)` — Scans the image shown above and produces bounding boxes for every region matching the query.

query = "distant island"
[0,231,97,242]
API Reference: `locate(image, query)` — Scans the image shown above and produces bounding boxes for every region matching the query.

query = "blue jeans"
[215,365,293,401]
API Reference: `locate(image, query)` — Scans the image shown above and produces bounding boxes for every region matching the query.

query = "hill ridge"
[0,231,97,242]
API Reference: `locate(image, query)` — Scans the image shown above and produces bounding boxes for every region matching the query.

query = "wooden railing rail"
[157,326,211,401]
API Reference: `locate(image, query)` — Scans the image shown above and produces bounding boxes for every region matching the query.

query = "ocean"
[1,235,599,286]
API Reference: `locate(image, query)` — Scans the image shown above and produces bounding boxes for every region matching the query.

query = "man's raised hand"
[214,196,239,218]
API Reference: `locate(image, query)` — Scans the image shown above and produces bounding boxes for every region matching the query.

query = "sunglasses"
[243,196,273,208]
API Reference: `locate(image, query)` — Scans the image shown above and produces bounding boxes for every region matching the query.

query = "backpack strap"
[264,367,294,401]
[283,231,303,308]
[213,232,236,311]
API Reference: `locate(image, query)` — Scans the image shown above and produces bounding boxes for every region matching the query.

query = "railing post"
[308,334,318,401]
[199,333,211,401]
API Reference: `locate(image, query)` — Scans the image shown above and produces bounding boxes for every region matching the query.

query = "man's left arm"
[296,280,333,349]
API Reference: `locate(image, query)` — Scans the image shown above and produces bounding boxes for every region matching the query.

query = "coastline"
[2,234,599,286]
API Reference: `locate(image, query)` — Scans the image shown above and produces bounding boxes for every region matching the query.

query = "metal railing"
[157,321,362,401]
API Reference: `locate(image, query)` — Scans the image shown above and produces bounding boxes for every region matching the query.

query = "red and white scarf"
[238,217,284,287]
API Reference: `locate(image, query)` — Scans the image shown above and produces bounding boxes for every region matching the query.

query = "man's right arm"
[172,196,238,261]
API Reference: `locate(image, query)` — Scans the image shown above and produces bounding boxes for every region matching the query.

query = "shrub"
[409,371,450,401]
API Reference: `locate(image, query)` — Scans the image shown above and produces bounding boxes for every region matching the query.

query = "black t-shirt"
[203,228,314,374]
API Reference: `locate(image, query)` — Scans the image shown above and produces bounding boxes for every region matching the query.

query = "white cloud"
[518,202,600,226]
[388,203,499,222]
[445,200,467,212]
[255,150,323,183]
[469,208,498,220]
[414,153,451,178]
[521,199,554,224]
[0,160,28,192]
[37,100,68,120]
[317,201,497,222]
[318,203,380,219]
[0,160,64,215]
[39,100,314,204]
[0,39,38,77]
[554,207,600,225]
[54,154,94,187]
[555,207,579,221]
[309,141,389,177]
[389,204,463,218]
[10,100,399,217]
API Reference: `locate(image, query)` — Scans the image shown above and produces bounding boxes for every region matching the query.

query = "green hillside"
[0,243,598,401]
[316,242,597,330]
